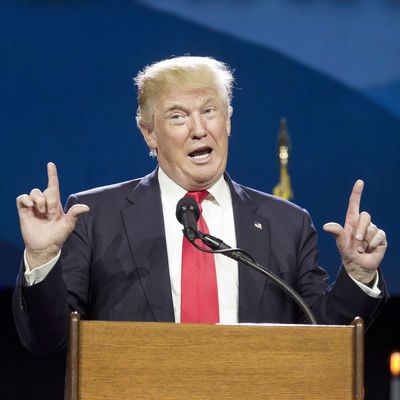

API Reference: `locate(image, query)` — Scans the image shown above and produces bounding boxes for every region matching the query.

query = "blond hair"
[134,56,234,129]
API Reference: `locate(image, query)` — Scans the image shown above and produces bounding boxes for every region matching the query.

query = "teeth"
[190,148,211,158]
[192,153,209,160]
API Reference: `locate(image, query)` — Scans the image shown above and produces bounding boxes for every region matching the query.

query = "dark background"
[1,1,399,398]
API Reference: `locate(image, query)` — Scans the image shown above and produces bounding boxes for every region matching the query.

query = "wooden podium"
[65,312,364,400]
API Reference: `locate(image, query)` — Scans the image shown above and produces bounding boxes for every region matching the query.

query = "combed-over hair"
[134,56,234,129]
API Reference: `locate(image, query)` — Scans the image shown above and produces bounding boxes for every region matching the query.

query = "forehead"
[156,86,223,111]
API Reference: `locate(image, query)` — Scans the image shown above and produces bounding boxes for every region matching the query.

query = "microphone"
[175,198,317,324]
[176,197,200,242]
[199,233,317,324]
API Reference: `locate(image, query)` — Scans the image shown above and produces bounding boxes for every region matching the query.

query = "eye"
[204,107,217,118]
[170,113,186,124]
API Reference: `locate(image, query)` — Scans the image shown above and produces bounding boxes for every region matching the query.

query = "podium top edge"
[77,319,358,329]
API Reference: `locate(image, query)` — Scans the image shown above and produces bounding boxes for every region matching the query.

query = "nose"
[189,114,207,139]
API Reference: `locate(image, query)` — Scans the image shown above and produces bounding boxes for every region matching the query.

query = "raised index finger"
[345,179,364,222]
[47,162,60,198]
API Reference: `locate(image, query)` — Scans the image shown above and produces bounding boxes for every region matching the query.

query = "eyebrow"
[162,97,218,114]
[163,104,188,114]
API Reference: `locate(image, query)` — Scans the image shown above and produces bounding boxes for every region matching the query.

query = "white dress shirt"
[158,168,239,323]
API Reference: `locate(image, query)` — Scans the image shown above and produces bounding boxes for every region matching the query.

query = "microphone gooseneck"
[194,234,317,324]
[175,196,317,325]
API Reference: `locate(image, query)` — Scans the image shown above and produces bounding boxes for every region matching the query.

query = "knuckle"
[16,194,28,203]
[360,211,371,220]
[367,224,377,233]
[29,188,42,197]
[43,188,55,199]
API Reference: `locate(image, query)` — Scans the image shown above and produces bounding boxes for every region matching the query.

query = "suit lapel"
[121,170,174,322]
[226,176,272,322]
[120,170,271,323]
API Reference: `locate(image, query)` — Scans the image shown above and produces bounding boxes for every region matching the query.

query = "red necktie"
[181,191,219,323]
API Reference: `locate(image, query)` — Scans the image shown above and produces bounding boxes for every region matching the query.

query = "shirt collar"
[157,167,231,211]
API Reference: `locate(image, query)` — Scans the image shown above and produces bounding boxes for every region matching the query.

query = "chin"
[192,172,221,188]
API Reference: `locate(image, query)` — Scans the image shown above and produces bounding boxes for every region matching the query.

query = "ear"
[140,125,157,150]
[225,115,231,137]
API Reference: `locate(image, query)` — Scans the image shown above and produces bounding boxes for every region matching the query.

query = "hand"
[323,180,387,285]
[16,162,89,270]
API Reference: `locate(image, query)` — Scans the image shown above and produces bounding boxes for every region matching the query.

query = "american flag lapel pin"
[254,222,263,230]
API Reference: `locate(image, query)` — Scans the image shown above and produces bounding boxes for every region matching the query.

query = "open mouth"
[189,147,212,161]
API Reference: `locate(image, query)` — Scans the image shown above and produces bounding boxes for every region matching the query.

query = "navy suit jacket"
[13,169,388,354]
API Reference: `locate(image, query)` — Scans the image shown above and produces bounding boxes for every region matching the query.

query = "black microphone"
[176,197,200,242]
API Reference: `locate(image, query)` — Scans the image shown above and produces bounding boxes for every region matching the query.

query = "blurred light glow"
[391,352,400,377]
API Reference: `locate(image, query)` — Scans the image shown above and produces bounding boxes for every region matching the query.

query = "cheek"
[160,133,187,156]
[215,128,229,148]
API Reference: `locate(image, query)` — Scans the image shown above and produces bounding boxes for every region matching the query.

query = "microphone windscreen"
[176,197,200,224]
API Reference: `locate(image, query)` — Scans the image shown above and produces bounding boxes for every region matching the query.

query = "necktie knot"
[185,191,208,213]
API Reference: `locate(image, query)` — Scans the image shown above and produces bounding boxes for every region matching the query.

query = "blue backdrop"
[1,0,399,293]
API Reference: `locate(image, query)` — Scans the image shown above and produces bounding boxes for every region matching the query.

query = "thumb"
[323,222,344,237]
[66,204,90,224]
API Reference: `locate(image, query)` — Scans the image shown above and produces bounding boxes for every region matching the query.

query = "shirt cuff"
[348,271,381,298]
[24,250,61,286]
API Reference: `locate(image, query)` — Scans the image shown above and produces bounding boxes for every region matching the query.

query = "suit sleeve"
[295,210,388,327]
[12,194,90,355]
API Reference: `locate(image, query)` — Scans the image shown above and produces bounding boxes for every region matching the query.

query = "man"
[13,56,388,355]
